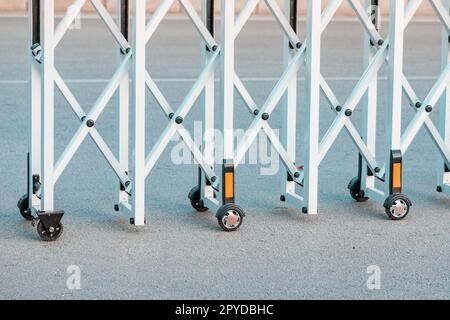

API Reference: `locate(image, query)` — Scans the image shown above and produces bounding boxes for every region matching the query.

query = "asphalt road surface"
[0,15,449,299]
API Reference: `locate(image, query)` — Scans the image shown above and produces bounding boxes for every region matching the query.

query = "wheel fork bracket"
[37,211,65,231]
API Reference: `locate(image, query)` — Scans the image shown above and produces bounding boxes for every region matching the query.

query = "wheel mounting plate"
[38,211,64,231]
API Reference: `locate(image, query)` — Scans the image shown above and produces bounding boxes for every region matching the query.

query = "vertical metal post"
[437,0,450,190]
[280,0,298,201]
[29,0,42,209]
[361,0,379,193]
[386,0,405,196]
[40,0,55,211]
[220,0,236,205]
[131,0,147,226]
[117,0,130,206]
[200,0,215,201]
[303,0,321,214]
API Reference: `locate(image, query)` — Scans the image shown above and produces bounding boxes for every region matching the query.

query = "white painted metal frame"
[28,0,132,215]
[232,0,448,214]
[312,0,397,206]
[347,0,450,205]
[391,0,450,196]
[437,0,450,191]
[304,0,439,207]
[199,0,217,210]
[353,0,424,203]
[129,0,222,225]
[232,0,349,214]
[357,0,450,201]
[359,0,380,198]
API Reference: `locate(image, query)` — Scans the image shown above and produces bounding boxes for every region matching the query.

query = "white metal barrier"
[19,0,132,241]
[349,0,450,219]
[126,0,247,231]
[230,0,404,217]
[18,0,450,241]
[313,0,415,218]
[396,0,450,197]
[230,0,319,214]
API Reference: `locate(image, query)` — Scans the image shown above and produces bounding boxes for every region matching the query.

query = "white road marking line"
[0,76,439,85]
[0,14,444,23]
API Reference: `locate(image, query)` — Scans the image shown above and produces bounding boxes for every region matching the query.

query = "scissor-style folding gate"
[311,0,416,219]
[391,0,450,198]
[348,0,450,219]
[229,0,450,220]
[230,0,322,215]
[230,0,395,216]
[19,1,450,241]
[18,0,132,241]
[125,0,247,231]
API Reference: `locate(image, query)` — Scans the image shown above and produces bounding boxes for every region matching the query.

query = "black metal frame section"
[121,0,129,40]
[32,0,40,45]
[288,0,298,49]
[205,0,215,52]
[38,211,64,231]
[120,0,129,55]
[371,0,379,28]
[27,152,30,196]
[369,0,380,46]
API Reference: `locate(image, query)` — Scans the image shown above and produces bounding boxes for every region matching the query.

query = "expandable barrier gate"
[18,0,450,241]
[20,0,133,241]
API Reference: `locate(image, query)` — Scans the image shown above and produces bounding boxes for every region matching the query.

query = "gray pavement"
[0,16,449,300]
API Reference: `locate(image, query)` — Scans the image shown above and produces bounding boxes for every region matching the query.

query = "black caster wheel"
[17,194,33,221]
[36,220,63,241]
[188,186,208,212]
[216,204,245,232]
[348,177,368,202]
[384,194,411,220]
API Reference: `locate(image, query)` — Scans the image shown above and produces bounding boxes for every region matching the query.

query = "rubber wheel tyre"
[348,177,368,202]
[17,194,33,221]
[36,220,63,241]
[188,186,208,212]
[216,204,245,232]
[384,194,411,220]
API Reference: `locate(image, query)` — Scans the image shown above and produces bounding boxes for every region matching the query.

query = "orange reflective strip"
[393,163,402,189]
[224,172,234,199]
